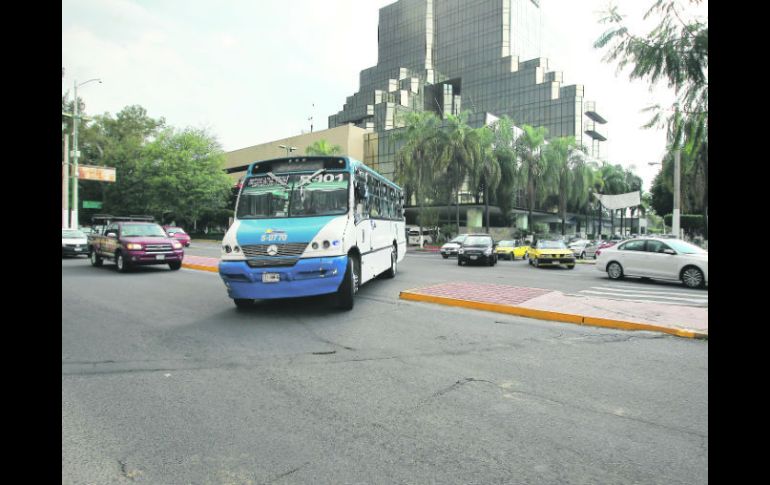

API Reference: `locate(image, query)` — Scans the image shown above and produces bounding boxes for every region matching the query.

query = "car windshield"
[537,240,567,249]
[62,230,86,238]
[166,227,186,234]
[464,236,492,246]
[121,223,168,237]
[665,239,707,254]
[498,240,514,247]
[237,172,349,219]
[450,235,467,244]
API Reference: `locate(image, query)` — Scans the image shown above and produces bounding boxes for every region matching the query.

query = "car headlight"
[126,243,142,250]
[458,248,464,254]
[171,241,182,249]
[484,248,492,255]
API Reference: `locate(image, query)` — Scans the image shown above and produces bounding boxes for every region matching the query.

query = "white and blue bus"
[219,156,407,310]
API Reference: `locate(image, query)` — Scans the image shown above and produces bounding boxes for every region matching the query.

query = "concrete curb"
[399,290,707,340]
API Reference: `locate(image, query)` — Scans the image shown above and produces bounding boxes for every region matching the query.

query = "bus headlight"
[223,245,232,253]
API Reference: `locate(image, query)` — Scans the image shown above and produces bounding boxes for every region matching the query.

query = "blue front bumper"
[218,255,347,300]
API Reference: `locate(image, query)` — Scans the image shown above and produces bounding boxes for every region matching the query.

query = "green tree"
[514,124,548,234]
[393,111,444,246]
[439,113,474,229]
[141,127,233,231]
[542,136,587,235]
[491,116,520,228]
[305,139,343,156]
[465,126,500,232]
[98,106,166,217]
[595,0,707,236]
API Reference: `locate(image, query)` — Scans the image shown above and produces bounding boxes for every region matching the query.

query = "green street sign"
[83,200,103,209]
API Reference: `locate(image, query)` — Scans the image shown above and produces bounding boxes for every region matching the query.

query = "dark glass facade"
[330,0,607,180]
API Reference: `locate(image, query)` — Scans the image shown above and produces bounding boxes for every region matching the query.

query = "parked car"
[568,239,594,259]
[440,234,468,258]
[582,240,602,259]
[596,237,707,289]
[594,240,619,258]
[457,234,498,266]
[62,229,89,257]
[527,240,576,269]
[163,226,191,247]
[407,226,437,246]
[494,239,531,260]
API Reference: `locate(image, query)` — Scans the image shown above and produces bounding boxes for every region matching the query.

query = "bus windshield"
[237,172,349,219]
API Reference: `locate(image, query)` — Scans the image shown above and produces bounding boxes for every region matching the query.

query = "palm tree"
[393,111,444,247]
[465,126,500,232]
[542,136,587,235]
[514,124,548,235]
[305,139,343,156]
[439,113,474,230]
[491,116,519,228]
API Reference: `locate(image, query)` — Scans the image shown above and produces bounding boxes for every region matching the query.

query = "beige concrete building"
[223,124,370,180]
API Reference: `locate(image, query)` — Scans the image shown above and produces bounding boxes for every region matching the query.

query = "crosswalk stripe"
[580,290,708,304]
[591,286,708,299]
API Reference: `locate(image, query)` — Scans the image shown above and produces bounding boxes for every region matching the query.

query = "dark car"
[457,234,498,266]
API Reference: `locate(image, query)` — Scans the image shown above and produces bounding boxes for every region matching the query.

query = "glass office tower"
[329,0,607,179]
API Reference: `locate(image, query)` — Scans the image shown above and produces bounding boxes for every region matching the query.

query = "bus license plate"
[262,273,280,283]
[155,254,165,260]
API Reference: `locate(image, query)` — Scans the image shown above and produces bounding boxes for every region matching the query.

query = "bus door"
[353,170,373,257]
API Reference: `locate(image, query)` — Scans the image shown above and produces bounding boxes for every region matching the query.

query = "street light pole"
[672,103,682,239]
[62,134,70,228]
[70,78,101,230]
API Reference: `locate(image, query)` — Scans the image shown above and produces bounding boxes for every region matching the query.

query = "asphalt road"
[62,256,708,484]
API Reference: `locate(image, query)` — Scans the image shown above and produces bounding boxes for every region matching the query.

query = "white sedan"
[595,237,708,289]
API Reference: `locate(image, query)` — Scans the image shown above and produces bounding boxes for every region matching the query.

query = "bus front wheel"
[336,255,359,310]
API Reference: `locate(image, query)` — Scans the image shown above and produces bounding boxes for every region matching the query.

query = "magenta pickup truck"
[89,221,185,272]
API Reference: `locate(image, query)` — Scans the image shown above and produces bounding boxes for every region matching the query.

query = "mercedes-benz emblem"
[267,244,279,256]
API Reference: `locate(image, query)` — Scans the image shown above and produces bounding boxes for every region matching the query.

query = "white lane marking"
[590,286,708,299]
[580,290,707,304]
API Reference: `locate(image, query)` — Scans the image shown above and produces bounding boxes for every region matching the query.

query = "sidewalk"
[400,282,707,339]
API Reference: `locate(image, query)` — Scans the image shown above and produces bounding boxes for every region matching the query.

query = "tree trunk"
[484,182,490,233]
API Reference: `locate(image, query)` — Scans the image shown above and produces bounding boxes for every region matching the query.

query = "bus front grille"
[241,243,308,258]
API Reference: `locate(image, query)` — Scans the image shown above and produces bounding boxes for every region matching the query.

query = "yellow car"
[494,239,531,260]
[527,240,576,269]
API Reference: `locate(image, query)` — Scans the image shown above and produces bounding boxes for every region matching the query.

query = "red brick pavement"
[407,282,551,305]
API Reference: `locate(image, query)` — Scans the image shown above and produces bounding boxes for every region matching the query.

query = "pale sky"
[62,0,707,191]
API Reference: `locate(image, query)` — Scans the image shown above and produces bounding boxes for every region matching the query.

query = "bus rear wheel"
[382,245,397,279]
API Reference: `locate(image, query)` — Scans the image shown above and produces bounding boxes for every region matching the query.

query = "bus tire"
[234,299,254,310]
[382,245,397,279]
[336,255,359,310]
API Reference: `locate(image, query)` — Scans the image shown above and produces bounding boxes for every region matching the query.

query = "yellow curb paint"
[399,292,583,324]
[399,291,707,339]
[181,262,218,273]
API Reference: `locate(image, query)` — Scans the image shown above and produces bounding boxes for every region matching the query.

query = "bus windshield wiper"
[266,172,289,187]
